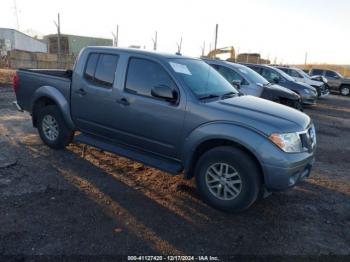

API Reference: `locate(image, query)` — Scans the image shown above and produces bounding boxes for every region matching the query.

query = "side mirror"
[151,84,178,103]
[231,80,241,89]
[272,77,280,84]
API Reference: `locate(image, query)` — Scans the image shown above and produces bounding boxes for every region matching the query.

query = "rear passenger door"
[71,52,120,138]
[112,57,186,158]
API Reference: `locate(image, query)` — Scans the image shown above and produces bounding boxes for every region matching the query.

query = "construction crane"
[205,46,236,60]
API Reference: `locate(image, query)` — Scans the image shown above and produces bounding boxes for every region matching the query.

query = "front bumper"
[262,156,315,191]
[257,136,316,191]
[301,94,317,105]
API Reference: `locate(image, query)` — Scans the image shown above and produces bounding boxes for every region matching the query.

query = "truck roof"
[83,46,197,60]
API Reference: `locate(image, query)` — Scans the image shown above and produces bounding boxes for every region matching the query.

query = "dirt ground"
[0,85,349,259]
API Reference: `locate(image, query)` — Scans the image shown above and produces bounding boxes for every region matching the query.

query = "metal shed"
[0,28,47,54]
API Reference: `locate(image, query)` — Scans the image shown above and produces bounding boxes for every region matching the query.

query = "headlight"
[269,132,303,153]
[304,89,310,94]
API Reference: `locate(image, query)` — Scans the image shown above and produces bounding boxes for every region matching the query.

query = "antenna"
[13,0,20,30]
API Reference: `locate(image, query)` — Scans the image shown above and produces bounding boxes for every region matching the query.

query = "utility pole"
[54,13,61,68]
[304,52,308,65]
[112,25,119,47]
[214,24,218,51]
[152,31,158,51]
[201,41,206,57]
[13,0,20,30]
[176,37,182,54]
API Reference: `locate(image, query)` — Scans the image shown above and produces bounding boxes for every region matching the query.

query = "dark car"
[310,68,350,96]
[276,66,329,97]
[204,59,302,110]
[241,63,318,105]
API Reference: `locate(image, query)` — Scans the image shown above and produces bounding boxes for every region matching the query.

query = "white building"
[0,28,47,55]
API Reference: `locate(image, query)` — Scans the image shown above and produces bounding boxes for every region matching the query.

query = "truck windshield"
[168,58,238,99]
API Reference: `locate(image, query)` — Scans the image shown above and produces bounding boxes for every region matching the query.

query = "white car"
[276,66,330,97]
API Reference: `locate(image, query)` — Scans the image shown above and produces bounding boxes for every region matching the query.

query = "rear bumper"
[13,101,24,112]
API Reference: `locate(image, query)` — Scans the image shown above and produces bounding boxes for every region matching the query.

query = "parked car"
[309,68,350,96]
[204,59,302,110]
[13,47,317,212]
[275,66,329,97]
[241,63,318,105]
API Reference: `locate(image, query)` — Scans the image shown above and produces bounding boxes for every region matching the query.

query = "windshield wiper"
[221,91,238,99]
[198,94,220,100]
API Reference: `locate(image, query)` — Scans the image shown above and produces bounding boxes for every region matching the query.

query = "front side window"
[290,69,303,78]
[215,65,247,85]
[125,58,176,97]
[168,59,238,98]
[325,70,342,78]
[261,68,281,82]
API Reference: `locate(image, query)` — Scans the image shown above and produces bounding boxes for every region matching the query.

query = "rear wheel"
[340,85,350,96]
[37,105,74,149]
[195,146,262,212]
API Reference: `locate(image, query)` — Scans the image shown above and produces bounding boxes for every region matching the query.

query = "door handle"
[116,97,130,106]
[75,88,87,96]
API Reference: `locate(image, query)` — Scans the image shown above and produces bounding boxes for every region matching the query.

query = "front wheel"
[195,146,262,212]
[37,105,74,149]
[340,86,350,96]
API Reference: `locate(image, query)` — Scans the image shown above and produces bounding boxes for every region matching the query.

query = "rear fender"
[31,86,75,130]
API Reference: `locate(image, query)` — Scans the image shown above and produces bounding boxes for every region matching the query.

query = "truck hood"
[342,78,350,84]
[269,84,299,96]
[307,79,323,87]
[208,95,310,134]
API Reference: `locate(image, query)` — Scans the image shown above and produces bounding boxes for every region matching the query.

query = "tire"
[37,105,74,149]
[195,146,262,212]
[339,85,350,96]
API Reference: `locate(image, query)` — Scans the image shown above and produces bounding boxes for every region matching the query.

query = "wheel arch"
[31,86,75,130]
[182,123,267,183]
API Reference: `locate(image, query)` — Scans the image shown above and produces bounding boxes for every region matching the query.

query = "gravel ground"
[0,86,349,259]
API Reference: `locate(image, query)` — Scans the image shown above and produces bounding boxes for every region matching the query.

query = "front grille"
[299,126,316,151]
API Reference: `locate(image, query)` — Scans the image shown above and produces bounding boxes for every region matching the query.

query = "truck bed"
[15,69,72,113]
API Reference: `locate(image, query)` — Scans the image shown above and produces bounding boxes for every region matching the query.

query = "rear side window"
[311,69,323,76]
[125,58,176,97]
[84,54,99,81]
[84,53,119,88]
[94,54,119,87]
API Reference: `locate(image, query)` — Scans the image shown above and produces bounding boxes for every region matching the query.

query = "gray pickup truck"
[13,47,316,212]
[309,68,350,96]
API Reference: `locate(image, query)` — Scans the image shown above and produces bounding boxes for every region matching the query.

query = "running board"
[74,133,183,175]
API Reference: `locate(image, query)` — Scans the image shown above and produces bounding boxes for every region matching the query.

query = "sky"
[1,0,350,64]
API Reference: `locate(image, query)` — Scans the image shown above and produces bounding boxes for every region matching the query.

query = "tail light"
[13,73,19,94]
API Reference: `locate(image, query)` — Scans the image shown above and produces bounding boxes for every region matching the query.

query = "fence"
[0,50,75,70]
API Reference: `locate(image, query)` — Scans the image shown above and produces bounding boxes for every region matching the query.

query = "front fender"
[31,86,75,130]
[182,122,267,177]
